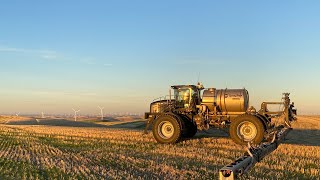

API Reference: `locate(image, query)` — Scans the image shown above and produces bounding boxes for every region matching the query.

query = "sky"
[0,1,320,115]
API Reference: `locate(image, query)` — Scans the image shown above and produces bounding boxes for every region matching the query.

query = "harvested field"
[0,116,319,179]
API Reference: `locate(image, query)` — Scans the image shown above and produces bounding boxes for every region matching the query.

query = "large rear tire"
[152,114,182,144]
[230,115,265,145]
[181,116,198,138]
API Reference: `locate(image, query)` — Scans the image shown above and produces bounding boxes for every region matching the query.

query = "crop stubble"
[0,116,319,179]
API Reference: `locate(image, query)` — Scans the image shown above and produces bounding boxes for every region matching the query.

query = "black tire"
[230,115,265,145]
[255,114,269,130]
[181,116,198,138]
[152,114,182,144]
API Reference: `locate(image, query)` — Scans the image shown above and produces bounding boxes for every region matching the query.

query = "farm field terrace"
[0,116,319,179]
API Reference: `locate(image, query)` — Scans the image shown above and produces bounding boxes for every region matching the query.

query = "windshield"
[174,88,198,108]
[175,88,190,102]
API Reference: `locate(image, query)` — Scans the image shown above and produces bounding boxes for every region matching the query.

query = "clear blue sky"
[0,1,319,115]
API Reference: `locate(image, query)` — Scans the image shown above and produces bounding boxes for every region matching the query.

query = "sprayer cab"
[170,85,203,110]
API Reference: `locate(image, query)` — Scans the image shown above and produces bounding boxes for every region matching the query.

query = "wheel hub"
[158,121,175,139]
[237,121,257,141]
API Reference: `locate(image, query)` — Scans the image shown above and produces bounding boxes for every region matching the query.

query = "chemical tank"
[202,88,249,113]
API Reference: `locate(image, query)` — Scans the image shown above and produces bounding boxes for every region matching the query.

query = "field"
[0,115,319,179]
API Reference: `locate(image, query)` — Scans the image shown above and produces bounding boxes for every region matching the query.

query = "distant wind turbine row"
[71,106,106,121]
[11,106,109,122]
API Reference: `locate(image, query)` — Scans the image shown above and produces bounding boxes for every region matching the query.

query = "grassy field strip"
[0,116,319,179]
[0,126,241,179]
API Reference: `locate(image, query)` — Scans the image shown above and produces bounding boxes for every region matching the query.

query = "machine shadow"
[179,129,230,143]
[193,128,230,138]
[284,129,320,146]
[183,128,320,147]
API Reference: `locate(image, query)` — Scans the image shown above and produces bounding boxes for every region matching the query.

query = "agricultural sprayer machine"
[144,83,297,179]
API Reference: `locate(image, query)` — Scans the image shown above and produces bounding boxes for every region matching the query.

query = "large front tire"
[230,115,265,145]
[152,114,182,144]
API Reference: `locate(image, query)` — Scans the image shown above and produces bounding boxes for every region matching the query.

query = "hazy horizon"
[1,1,320,115]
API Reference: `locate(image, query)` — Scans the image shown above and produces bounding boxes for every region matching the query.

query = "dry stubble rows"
[0,116,319,179]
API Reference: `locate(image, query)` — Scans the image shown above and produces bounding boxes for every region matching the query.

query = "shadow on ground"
[142,125,320,147]
[102,117,121,122]
[284,129,320,146]
[106,120,147,129]
[190,128,320,147]
[194,128,230,139]
[6,119,108,128]
[6,118,148,129]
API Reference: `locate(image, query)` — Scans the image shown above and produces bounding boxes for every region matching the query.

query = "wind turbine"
[72,108,80,121]
[16,112,20,117]
[98,106,104,120]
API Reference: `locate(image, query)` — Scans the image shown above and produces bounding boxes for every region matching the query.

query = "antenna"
[98,106,104,120]
[195,72,204,89]
[197,72,201,83]
[72,108,80,121]
[16,112,20,117]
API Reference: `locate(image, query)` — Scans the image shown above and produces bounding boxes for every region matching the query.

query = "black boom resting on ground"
[219,126,292,180]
